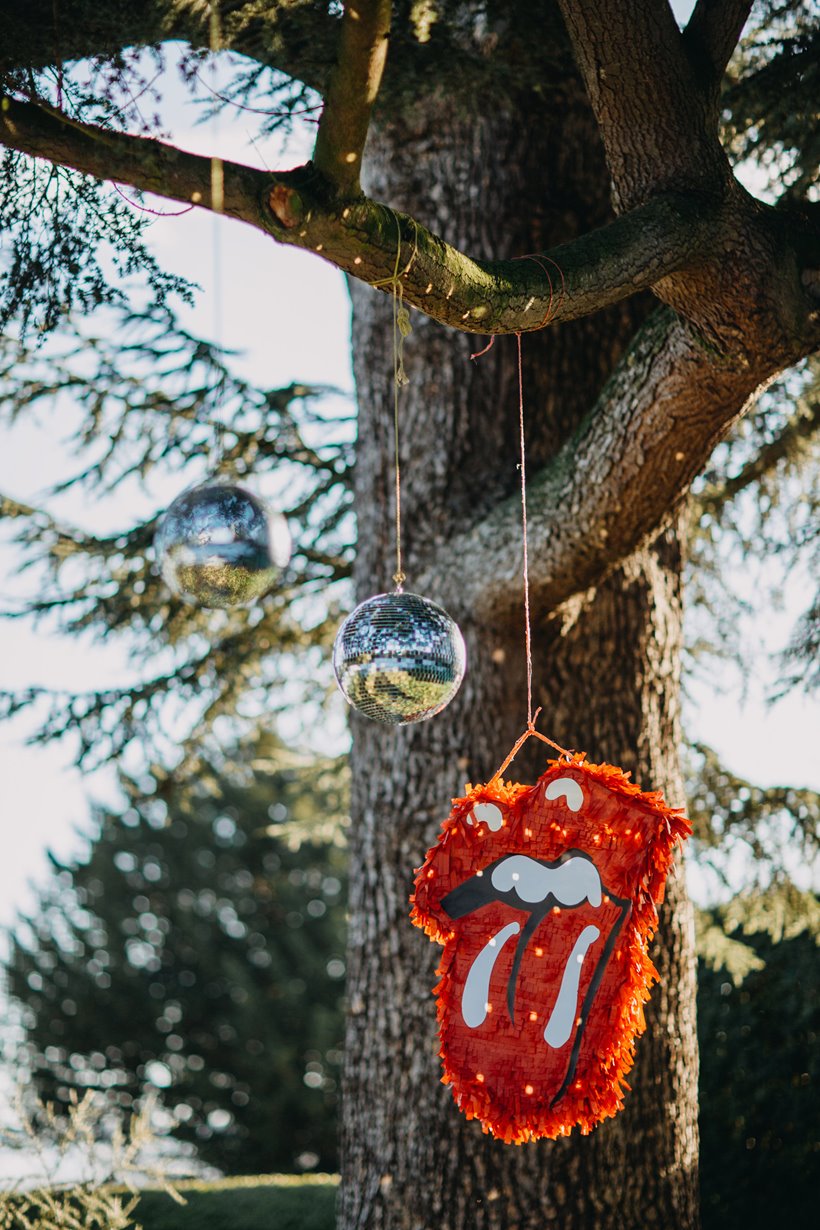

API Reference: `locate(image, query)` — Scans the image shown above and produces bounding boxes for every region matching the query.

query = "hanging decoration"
[333,590,465,725]
[333,215,466,724]
[156,91,291,612]
[155,482,291,609]
[410,320,690,1140]
[411,755,690,1142]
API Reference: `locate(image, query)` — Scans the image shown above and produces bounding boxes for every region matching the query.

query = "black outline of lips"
[440,849,631,1107]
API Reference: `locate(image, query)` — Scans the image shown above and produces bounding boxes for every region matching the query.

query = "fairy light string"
[517,330,534,727]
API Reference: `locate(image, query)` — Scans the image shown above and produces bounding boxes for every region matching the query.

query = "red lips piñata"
[410,754,690,1142]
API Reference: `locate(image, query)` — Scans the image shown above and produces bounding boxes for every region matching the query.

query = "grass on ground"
[135,1173,338,1230]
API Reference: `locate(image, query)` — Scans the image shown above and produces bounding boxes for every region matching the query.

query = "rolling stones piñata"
[410,754,690,1142]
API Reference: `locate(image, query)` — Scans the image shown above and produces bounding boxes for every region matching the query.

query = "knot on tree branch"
[269,183,305,230]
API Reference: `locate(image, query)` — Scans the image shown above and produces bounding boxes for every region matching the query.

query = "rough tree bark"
[341,80,698,1230]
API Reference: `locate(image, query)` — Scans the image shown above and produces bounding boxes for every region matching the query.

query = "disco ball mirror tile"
[155,482,291,609]
[333,592,466,724]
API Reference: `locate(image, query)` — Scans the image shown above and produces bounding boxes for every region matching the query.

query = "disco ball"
[333,591,466,725]
[155,482,291,608]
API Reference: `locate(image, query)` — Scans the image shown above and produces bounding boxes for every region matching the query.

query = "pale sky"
[0,31,817,942]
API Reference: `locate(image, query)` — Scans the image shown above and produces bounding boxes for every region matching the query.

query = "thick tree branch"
[0,95,717,334]
[2,27,817,629]
[419,310,795,622]
[266,173,716,333]
[312,0,391,195]
[0,94,264,219]
[683,0,753,88]
[556,0,730,210]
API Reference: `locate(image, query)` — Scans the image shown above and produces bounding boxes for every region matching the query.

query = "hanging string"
[392,362,405,586]
[517,332,533,726]
[392,222,409,589]
[368,213,416,590]
[111,183,194,217]
[469,251,566,361]
[488,326,573,784]
[209,2,228,475]
[519,252,566,330]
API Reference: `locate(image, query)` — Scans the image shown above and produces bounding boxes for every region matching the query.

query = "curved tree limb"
[418,309,792,622]
[1,8,817,627]
[0,93,264,215]
[0,94,718,334]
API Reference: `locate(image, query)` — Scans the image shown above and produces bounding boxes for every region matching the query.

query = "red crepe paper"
[410,755,691,1142]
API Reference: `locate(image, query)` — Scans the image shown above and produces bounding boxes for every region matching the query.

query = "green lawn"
[135,1174,338,1230]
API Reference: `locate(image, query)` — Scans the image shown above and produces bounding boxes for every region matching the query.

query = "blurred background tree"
[4,736,348,1175]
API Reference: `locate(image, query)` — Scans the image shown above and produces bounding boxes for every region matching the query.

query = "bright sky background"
[0,13,818,952]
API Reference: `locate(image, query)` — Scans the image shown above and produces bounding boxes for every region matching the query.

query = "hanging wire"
[209,1,228,476]
[517,331,533,727]
[368,212,421,591]
[391,228,407,590]
[371,214,412,591]
[488,329,573,782]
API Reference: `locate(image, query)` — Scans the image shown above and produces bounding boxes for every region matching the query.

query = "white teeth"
[543,925,600,1048]
[545,777,585,811]
[490,854,602,907]
[461,922,520,1028]
[470,802,504,831]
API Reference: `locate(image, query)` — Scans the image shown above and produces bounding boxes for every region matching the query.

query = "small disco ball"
[333,591,466,725]
[155,482,291,609]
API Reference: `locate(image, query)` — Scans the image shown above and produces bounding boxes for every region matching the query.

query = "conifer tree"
[5,739,348,1175]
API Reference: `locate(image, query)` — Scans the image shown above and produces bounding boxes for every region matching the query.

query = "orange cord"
[468,256,572,778]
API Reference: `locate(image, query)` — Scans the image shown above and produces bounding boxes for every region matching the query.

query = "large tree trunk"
[340,80,699,1230]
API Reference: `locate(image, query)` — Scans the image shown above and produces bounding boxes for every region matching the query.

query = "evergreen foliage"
[697,884,819,1228]
[685,741,819,888]
[723,0,819,201]
[4,739,348,1175]
[0,305,354,766]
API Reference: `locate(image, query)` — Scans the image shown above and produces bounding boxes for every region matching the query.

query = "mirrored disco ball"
[155,482,291,608]
[333,591,466,725]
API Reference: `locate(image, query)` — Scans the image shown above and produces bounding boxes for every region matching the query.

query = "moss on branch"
[265,171,716,333]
